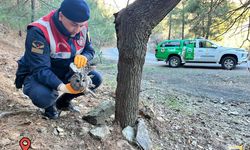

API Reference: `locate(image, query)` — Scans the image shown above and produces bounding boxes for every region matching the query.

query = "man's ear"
[58,12,63,21]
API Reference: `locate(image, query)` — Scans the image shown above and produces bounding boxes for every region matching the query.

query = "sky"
[104,0,247,11]
[104,0,135,10]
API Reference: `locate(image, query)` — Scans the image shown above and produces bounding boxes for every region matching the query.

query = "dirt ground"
[0,28,125,150]
[0,26,250,150]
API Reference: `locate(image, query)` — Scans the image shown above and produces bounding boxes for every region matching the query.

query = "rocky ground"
[0,26,249,150]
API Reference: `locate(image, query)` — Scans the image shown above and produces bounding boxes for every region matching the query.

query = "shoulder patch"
[31,41,44,54]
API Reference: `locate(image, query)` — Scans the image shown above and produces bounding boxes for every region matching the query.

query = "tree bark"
[31,0,35,22]
[205,0,213,39]
[114,0,181,128]
[181,1,185,39]
[168,13,172,40]
[17,0,22,37]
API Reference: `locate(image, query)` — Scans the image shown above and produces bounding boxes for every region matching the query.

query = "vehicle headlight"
[241,53,248,58]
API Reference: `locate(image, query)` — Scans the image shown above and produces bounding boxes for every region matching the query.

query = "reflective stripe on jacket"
[28,10,88,59]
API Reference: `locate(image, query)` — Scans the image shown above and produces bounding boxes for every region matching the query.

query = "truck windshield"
[199,41,214,48]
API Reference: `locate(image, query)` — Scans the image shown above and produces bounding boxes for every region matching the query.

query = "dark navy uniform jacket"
[15,10,95,90]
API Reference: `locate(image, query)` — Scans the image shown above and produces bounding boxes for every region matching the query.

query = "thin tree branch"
[229,24,249,38]
[240,16,250,48]
[211,0,250,28]
[233,0,250,12]
[231,9,250,35]
[126,0,130,7]
[112,0,120,10]
[213,8,249,40]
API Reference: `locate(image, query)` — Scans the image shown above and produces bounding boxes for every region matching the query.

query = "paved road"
[101,47,248,69]
[102,47,250,102]
[101,47,159,64]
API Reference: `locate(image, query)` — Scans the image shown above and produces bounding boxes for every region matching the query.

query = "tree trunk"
[202,18,205,38]
[168,13,172,40]
[205,0,213,39]
[17,0,22,37]
[31,0,35,22]
[181,1,186,39]
[114,0,181,128]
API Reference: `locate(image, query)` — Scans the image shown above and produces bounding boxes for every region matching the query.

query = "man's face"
[59,12,86,37]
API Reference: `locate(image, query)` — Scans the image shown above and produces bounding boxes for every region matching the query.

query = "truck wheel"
[221,56,236,70]
[169,56,181,68]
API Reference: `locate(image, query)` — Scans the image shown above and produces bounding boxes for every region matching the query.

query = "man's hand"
[57,83,83,94]
[74,55,87,68]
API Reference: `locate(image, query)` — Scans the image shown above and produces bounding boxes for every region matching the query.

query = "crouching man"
[15,0,102,119]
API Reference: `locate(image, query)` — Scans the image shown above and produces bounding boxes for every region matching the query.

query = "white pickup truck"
[155,38,249,70]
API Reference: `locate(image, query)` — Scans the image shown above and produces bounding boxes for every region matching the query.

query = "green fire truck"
[155,38,248,70]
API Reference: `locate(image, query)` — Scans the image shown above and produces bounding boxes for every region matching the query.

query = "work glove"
[57,83,83,94]
[74,55,87,68]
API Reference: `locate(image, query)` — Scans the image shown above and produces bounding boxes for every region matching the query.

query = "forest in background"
[0,0,116,51]
[0,0,249,50]
[153,0,250,49]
